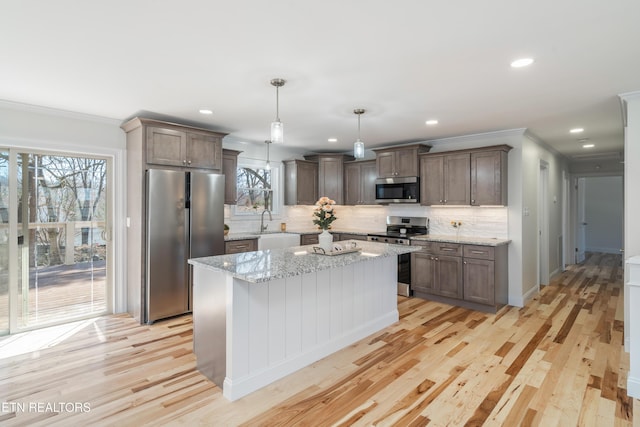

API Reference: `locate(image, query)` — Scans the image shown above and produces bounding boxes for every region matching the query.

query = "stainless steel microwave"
[375,176,420,204]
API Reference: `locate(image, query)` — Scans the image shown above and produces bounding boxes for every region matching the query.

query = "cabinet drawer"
[411,241,435,253]
[225,239,258,254]
[338,233,368,241]
[300,234,319,245]
[433,242,462,257]
[463,245,495,260]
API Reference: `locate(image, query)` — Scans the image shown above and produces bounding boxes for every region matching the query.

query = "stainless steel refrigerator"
[145,169,224,323]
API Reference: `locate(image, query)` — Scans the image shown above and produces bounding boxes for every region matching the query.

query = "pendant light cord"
[275,86,280,121]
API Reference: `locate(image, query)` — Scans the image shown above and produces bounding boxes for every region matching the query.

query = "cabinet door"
[471,150,506,206]
[296,161,318,205]
[360,161,378,204]
[186,133,222,170]
[463,258,495,305]
[435,255,463,299]
[343,162,361,205]
[395,148,418,177]
[411,252,437,293]
[444,153,471,205]
[146,127,186,167]
[318,157,343,204]
[420,156,444,205]
[222,150,239,205]
[376,152,396,177]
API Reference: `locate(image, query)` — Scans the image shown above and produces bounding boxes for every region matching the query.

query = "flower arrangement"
[312,196,337,230]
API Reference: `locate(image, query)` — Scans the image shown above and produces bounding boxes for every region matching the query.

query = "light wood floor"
[0,253,636,426]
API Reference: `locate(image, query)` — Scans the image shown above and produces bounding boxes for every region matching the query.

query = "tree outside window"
[235,163,276,214]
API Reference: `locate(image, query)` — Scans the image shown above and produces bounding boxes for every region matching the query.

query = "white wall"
[0,100,128,313]
[620,91,640,353]
[584,176,623,253]
[517,134,570,305]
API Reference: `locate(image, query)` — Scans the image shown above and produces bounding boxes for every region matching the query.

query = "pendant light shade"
[353,109,366,159]
[270,78,285,144]
[264,140,272,170]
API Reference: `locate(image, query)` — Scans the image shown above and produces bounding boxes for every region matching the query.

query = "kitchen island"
[188,240,419,401]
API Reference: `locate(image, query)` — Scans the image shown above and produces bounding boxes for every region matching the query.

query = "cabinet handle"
[439,199,443,203]
[444,199,447,203]
[471,199,476,204]
[183,160,187,165]
[435,257,439,261]
[441,248,455,252]
[470,250,485,254]
[187,160,192,165]
[464,261,467,265]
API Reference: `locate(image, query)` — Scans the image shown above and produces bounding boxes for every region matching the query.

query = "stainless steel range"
[367,216,429,296]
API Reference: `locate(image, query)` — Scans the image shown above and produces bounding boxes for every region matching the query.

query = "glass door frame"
[2,146,115,335]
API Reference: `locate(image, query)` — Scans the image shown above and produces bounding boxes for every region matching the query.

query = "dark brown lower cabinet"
[411,240,508,313]
[336,233,368,241]
[224,239,258,254]
[463,258,495,305]
[300,233,319,245]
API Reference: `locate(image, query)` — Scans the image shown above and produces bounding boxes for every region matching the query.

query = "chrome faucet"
[260,209,272,233]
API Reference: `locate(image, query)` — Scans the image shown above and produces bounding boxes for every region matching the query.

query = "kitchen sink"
[258,233,301,250]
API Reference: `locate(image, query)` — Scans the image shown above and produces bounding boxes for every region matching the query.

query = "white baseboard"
[628,375,640,398]
[511,285,540,308]
[585,246,623,254]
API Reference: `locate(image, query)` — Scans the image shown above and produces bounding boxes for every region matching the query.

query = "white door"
[576,177,586,263]
[538,162,550,285]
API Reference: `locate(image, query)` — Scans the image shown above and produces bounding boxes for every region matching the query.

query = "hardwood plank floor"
[0,252,636,426]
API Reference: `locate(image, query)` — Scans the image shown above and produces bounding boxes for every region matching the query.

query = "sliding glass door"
[1,149,111,335]
[0,151,8,333]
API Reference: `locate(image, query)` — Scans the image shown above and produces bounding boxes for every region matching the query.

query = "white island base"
[192,254,398,401]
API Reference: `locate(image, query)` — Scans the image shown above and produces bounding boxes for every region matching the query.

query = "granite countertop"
[410,234,511,246]
[224,229,374,241]
[225,233,262,241]
[189,240,420,283]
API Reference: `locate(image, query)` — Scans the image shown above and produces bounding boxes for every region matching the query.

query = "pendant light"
[264,140,272,170]
[270,78,285,144]
[353,108,366,159]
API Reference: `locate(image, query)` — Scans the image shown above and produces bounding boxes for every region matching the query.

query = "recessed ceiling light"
[328,138,338,143]
[510,58,534,68]
[570,128,584,134]
[425,119,438,125]
[582,144,595,148]
[199,109,213,115]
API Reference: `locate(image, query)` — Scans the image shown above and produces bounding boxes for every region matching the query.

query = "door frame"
[537,160,550,286]
[1,143,124,335]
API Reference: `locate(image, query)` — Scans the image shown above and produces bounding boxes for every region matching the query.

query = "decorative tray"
[308,246,362,256]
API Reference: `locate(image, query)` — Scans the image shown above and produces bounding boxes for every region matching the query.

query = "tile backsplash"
[225,203,508,239]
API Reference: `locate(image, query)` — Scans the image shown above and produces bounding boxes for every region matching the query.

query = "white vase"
[318,229,333,252]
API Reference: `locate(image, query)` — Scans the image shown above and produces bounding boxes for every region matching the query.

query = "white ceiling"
[2,1,639,162]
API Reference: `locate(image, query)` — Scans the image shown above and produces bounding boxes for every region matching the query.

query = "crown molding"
[0,99,121,126]
[523,129,569,161]
[424,128,527,146]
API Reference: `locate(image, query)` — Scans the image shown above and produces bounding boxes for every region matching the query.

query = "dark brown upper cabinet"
[283,159,318,205]
[420,145,511,206]
[304,154,354,205]
[373,144,431,178]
